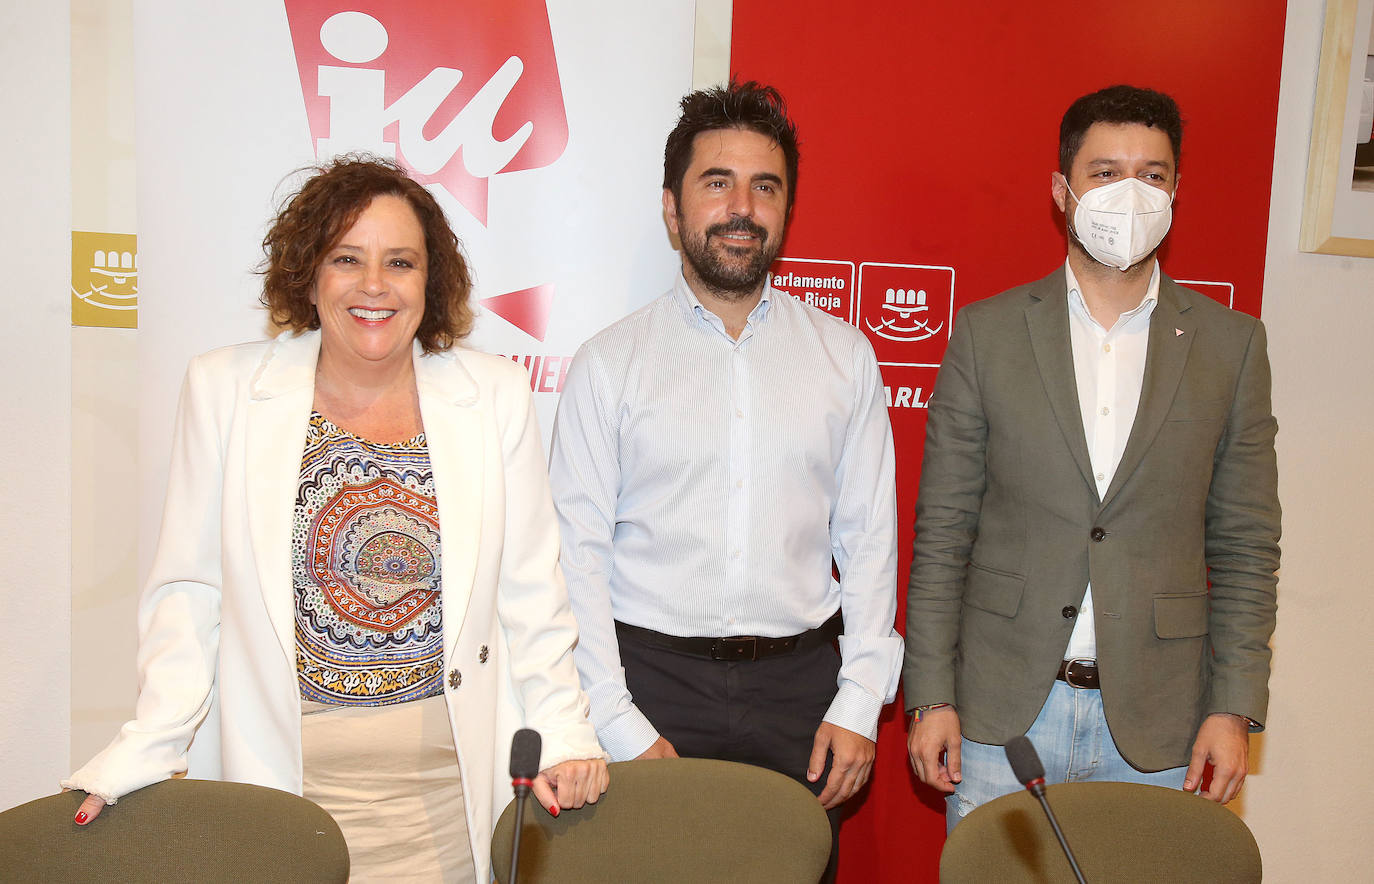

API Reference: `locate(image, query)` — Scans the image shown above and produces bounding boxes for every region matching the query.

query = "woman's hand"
[72,792,107,826]
[530,758,609,817]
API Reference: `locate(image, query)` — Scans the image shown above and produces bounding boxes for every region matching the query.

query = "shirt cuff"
[822,681,884,742]
[593,703,661,761]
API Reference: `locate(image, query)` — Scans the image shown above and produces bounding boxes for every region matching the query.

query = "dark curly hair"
[1059,85,1184,174]
[259,155,473,352]
[663,78,800,215]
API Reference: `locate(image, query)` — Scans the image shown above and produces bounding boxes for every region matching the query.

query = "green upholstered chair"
[0,779,349,882]
[491,758,832,884]
[939,781,1262,883]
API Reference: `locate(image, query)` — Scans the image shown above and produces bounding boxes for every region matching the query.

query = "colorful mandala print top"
[294,412,444,706]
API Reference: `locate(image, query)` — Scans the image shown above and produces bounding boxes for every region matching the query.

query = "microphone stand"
[1024,776,1087,884]
[507,728,541,884]
[508,776,533,884]
[1005,735,1087,884]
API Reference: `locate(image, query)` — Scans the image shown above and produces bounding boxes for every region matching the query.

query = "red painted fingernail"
[74,811,89,825]
[549,804,560,817]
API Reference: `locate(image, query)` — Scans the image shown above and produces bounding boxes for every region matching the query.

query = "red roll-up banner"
[732,2,1286,880]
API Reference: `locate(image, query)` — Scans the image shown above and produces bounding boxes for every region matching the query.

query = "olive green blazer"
[902,269,1280,771]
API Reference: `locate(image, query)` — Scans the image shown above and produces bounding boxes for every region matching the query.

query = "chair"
[0,778,349,882]
[939,781,1262,883]
[491,758,831,883]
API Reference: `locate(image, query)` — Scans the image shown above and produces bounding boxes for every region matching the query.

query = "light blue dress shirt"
[549,273,902,760]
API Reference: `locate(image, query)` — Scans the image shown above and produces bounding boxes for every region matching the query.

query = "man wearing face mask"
[903,85,1280,830]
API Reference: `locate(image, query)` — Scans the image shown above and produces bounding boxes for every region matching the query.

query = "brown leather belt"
[1057,658,1100,689]
[614,613,842,662]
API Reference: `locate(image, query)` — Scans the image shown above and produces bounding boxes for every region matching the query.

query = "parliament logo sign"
[71,231,138,329]
[856,262,954,367]
[770,258,855,323]
[1175,278,1236,308]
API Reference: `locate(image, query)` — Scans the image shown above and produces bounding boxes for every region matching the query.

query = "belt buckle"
[711,636,758,661]
[1063,657,1097,689]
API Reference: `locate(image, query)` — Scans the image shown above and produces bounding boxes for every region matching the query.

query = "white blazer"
[66,330,603,881]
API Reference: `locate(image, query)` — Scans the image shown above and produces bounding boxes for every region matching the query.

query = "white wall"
[1242,0,1374,879]
[0,0,72,810]
[69,0,141,770]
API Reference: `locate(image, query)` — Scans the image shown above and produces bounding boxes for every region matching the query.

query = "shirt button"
[1062,606,1078,619]
[735,479,743,489]
[448,669,462,689]
[1103,343,1111,353]
[1100,406,1110,416]
[1096,472,1105,482]
[1090,527,1106,542]
[735,409,744,418]
[731,550,741,559]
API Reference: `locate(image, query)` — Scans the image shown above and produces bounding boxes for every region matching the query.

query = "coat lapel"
[246,331,320,662]
[1024,272,1098,497]
[245,333,487,666]
[415,347,485,665]
[1100,277,1196,509]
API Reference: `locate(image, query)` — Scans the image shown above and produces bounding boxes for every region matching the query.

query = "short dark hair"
[259,155,473,353]
[1059,85,1184,174]
[663,78,800,214]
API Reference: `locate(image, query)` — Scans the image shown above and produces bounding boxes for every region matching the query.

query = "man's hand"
[907,705,962,793]
[809,722,875,810]
[1184,713,1250,803]
[634,735,680,760]
[531,758,610,817]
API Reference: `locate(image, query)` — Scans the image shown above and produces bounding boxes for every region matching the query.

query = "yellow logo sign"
[72,231,138,328]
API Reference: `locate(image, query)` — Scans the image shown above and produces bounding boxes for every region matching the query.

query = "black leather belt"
[1057,658,1100,689]
[614,613,842,662]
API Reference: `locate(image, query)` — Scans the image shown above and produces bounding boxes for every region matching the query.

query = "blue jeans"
[947,679,1187,832]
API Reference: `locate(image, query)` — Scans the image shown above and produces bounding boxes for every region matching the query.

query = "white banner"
[132,0,695,573]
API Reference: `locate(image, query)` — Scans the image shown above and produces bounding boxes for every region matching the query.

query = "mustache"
[706,217,768,241]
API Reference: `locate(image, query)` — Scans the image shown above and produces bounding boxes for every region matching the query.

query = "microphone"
[508,728,541,884]
[1004,735,1087,884]
[510,728,541,796]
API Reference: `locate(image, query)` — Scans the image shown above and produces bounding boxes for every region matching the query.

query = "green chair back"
[940,781,1262,883]
[491,758,831,883]
[0,779,349,882]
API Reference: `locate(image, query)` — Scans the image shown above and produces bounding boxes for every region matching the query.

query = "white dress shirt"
[549,273,902,759]
[1064,260,1160,660]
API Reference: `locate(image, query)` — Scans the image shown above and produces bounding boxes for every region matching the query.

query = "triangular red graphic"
[481,284,554,342]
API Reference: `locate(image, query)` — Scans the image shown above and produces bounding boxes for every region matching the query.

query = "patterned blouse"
[293,412,445,706]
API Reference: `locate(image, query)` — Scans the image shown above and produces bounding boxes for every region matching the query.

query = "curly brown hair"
[259,155,473,352]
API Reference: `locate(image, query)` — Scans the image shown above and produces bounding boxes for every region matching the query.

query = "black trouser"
[618,628,842,883]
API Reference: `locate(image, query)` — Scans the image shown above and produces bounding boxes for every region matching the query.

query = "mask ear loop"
[1061,179,1090,253]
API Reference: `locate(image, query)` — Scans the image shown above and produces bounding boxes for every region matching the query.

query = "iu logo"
[283,1,570,227]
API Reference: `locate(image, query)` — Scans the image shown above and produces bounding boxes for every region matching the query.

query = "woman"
[64,156,608,881]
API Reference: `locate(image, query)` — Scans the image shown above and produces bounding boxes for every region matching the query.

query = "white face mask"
[1066,177,1174,272]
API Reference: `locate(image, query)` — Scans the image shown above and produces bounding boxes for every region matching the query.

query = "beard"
[678,215,781,299]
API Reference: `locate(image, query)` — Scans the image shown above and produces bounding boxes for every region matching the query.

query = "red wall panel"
[731,2,1286,880]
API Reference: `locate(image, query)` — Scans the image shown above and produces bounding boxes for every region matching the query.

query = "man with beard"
[549,80,899,876]
[904,85,1280,830]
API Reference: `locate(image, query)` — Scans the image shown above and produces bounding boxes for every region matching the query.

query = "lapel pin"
[1175,328,1184,337]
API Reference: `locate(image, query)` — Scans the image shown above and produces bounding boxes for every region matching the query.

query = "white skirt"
[301,694,477,883]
